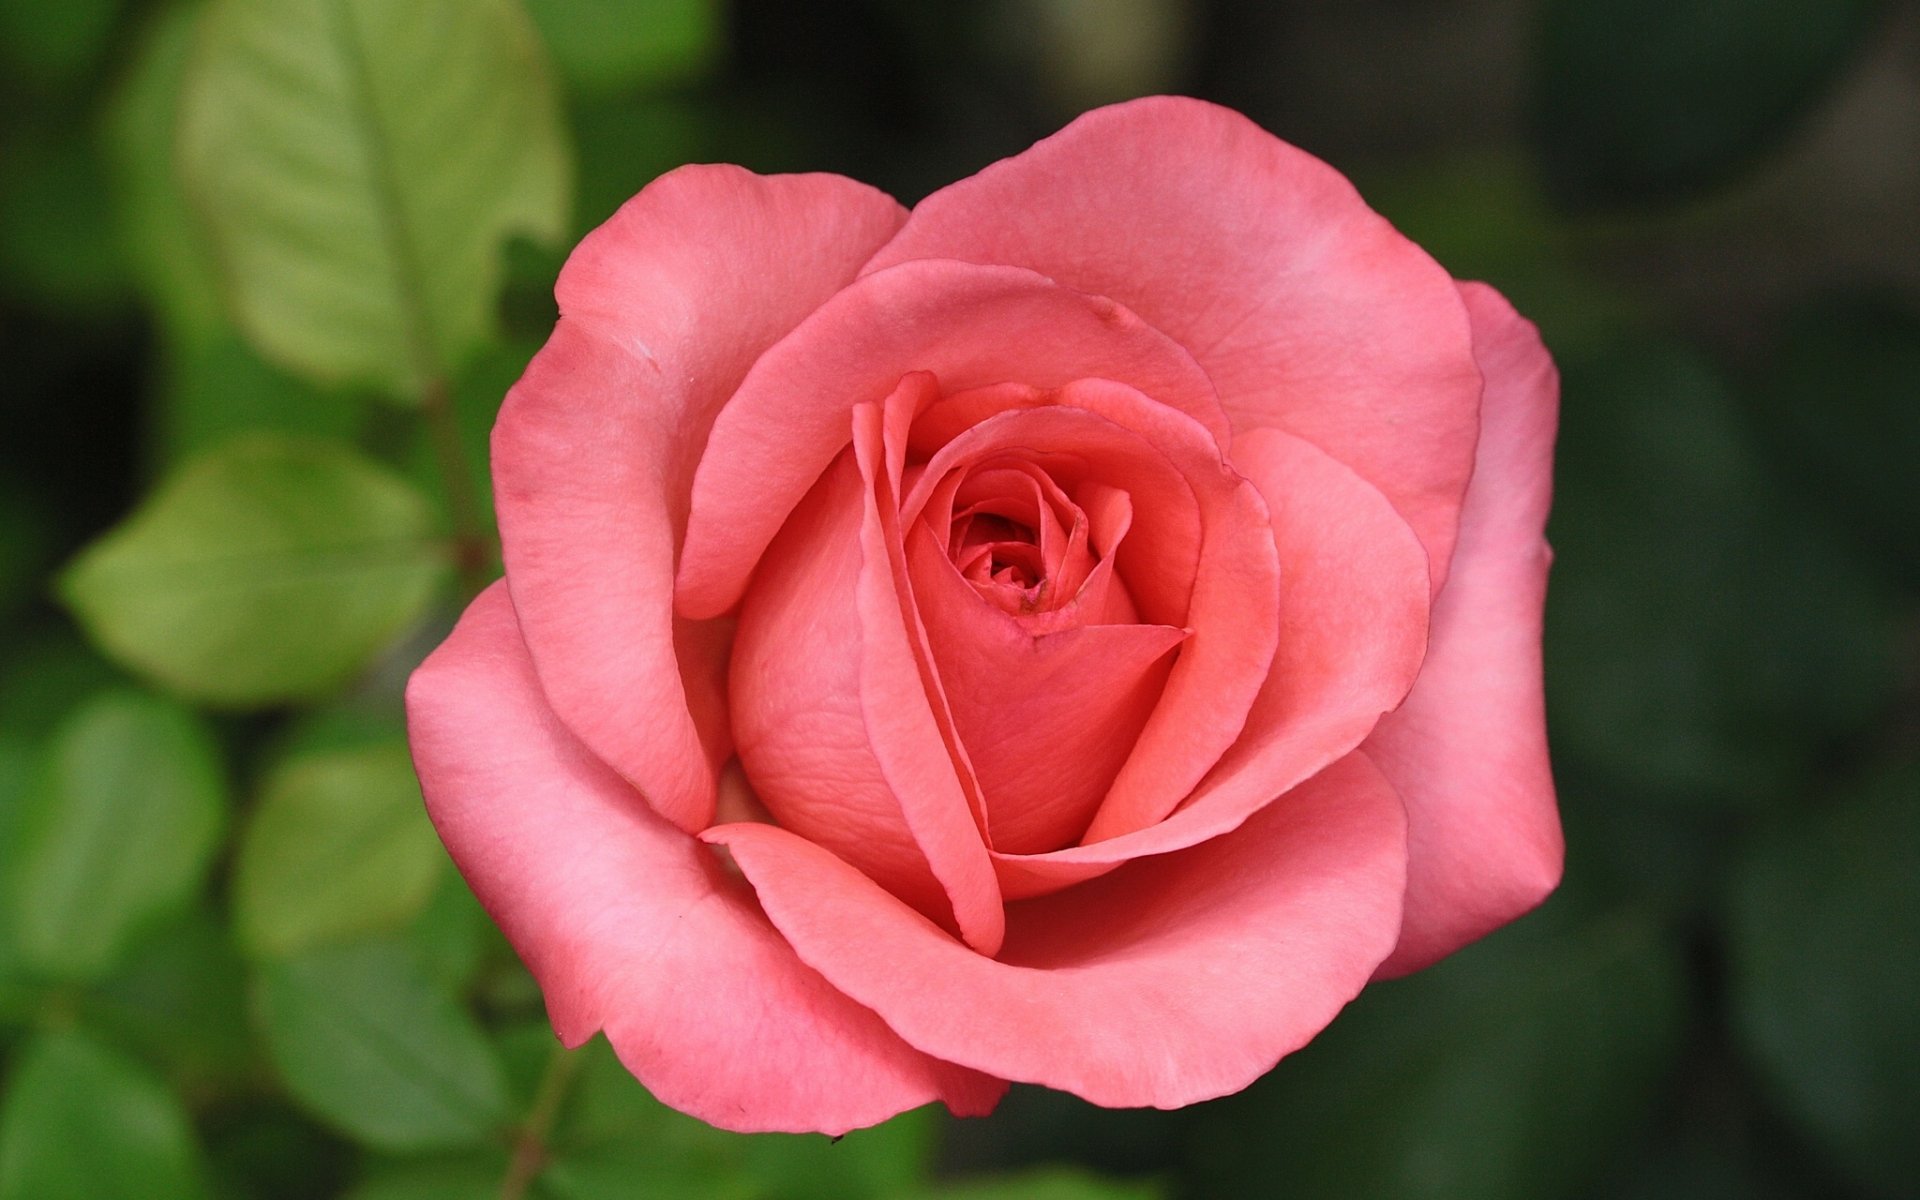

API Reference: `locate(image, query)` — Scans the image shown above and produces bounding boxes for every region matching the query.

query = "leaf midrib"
[326,0,441,387]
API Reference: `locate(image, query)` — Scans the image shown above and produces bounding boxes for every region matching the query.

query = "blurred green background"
[2,1,1917,1198]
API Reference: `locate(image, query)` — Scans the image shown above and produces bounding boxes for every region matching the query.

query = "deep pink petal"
[1049,381,1279,845]
[1365,282,1563,976]
[405,584,1005,1133]
[707,752,1406,1107]
[865,96,1480,590]
[852,399,1006,956]
[676,260,1229,618]
[731,377,1004,955]
[909,523,1186,854]
[988,425,1428,899]
[495,167,906,831]
[730,452,953,921]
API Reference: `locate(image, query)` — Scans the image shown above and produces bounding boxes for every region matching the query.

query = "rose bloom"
[407,97,1562,1133]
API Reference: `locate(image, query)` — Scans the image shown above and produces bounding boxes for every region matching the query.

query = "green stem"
[498,1042,583,1200]
[419,375,494,598]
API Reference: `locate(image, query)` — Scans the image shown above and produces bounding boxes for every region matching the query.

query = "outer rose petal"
[708,753,1406,1108]
[1365,282,1563,977]
[494,166,907,832]
[863,95,1481,591]
[406,584,1006,1133]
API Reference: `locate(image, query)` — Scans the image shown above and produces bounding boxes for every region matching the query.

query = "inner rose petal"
[944,462,1097,615]
[899,379,1280,855]
[910,520,1185,853]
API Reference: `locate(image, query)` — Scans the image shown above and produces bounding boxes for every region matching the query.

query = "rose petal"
[1364,281,1563,977]
[863,95,1481,591]
[405,583,1005,1133]
[732,376,1004,955]
[676,260,1230,619]
[908,523,1186,854]
[893,383,1283,845]
[853,397,1007,956]
[706,752,1407,1108]
[495,166,906,832]
[989,425,1429,899]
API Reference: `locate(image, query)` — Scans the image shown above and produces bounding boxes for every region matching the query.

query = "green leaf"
[155,329,366,471]
[739,1108,938,1200]
[407,338,536,536]
[1727,764,1920,1199]
[100,1,227,346]
[525,0,719,97]
[1744,292,1920,591]
[82,907,255,1093]
[406,867,494,995]
[235,741,444,959]
[343,1159,506,1200]
[6,690,226,982]
[0,0,123,93]
[0,481,53,626]
[201,1100,356,1200]
[0,1029,210,1200]
[0,122,132,312]
[0,630,125,743]
[908,1169,1166,1200]
[1354,152,1640,359]
[539,1151,759,1200]
[255,938,511,1150]
[1534,0,1888,206]
[59,434,449,707]
[178,0,570,396]
[0,738,33,985]
[1546,341,1900,806]
[1187,912,1689,1200]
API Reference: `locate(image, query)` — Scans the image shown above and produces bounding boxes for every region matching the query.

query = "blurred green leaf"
[0,124,133,311]
[100,1,227,346]
[1356,152,1640,358]
[0,482,53,625]
[0,1029,210,1200]
[904,1169,1165,1200]
[538,1036,750,1193]
[6,690,225,982]
[739,1108,938,1200]
[201,1099,355,1200]
[177,0,570,397]
[0,738,32,986]
[59,434,449,707]
[407,338,536,536]
[256,938,511,1150]
[1727,763,1920,1199]
[0,631,125,742]
[539,1150,759,1200]
[568,92,710,233]
[83,907,255,1093]
[1534,0,1887,207]
[1744,292,1920,592]
[1188,913,1689,1200]
[0,0,122,92]
[235,741,443,959]
[155,330,365,471]
[344,1159,505,1200]
[1597,1052,1843,1200]
[1546,341,1900,805]
[406,867,494,995]
[530,1031,945,1200]
[525,0,720,97]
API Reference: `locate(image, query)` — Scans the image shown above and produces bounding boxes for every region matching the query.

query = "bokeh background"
[3,1,1917,1198]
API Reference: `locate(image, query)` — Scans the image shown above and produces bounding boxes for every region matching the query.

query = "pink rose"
[406,96,1563,1133]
